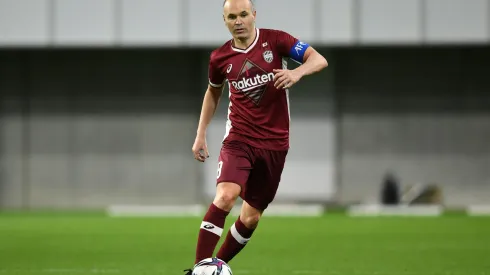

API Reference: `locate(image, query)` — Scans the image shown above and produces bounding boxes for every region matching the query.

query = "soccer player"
[185,0,328,272]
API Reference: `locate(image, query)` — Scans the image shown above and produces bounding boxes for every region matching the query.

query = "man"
[186,0,328,272]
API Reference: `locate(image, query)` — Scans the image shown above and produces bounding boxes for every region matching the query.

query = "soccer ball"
[192,258,233,275]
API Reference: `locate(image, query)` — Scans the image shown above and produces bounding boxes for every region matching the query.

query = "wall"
[0,49,204,208]
[1,47,489,209]
[1,0,490,47]
[336,47,490,207]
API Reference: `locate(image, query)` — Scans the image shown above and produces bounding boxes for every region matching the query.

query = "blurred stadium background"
[1,1,490,275]
[1,0,489,214]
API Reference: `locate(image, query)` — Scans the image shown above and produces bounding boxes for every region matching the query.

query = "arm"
[196,84,224,139]
[193,51,225,162]
[294,47,328,78]
[273,31,328,89]
[273,47,328,89]
[192,84,224,162]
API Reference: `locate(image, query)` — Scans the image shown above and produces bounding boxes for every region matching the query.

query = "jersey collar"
[230,28,260,54]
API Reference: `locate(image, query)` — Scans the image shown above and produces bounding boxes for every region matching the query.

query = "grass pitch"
[1,212,489,275]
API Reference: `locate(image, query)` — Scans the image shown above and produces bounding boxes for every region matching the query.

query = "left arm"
[273,46,328,89]
[294,47,328,78]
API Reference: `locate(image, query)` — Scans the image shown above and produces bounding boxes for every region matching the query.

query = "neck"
[233,28,256,49]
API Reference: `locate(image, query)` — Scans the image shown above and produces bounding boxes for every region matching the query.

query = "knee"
[213,183,241,211]
[215,192,237,209]
[240,212,261,229]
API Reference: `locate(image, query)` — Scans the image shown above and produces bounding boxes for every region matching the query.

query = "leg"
[216,200,262,262]
[193,142,253,265]
[212,182,241,212]
[195,182,240,264]
[239,199,263,229]
[216,148,288,263]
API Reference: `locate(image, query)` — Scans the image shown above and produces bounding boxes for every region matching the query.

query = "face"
[223,0,256,40]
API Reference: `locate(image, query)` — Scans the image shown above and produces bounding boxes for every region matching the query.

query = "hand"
[273,69,302,89]
[192,135,209,162]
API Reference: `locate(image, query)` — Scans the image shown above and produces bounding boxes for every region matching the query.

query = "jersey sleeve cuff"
[209,80,224,88]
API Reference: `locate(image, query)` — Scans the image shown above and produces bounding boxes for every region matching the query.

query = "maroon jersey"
[208,28,307,151]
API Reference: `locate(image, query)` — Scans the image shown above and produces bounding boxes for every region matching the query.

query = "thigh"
[243,148,288,211]
[216,141,254,192]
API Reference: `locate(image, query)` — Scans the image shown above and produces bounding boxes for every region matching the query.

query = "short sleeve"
[275,30,310,64]
[208,52,225,88]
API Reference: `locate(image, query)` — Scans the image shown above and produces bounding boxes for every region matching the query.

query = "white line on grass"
[46,269,120,274]
[0,268,122,274]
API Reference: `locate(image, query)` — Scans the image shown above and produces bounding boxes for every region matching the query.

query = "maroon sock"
[216,216,255,263]
[194,203,230,264]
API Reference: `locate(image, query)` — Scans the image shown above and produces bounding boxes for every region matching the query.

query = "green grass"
[1,212,489,275]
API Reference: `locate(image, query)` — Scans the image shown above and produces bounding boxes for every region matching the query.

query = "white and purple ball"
[192,258,233,275]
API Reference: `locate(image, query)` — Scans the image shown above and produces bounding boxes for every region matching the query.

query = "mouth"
[235,29,245,34]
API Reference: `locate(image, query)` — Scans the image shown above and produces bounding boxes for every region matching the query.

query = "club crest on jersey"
[263,50,273,63]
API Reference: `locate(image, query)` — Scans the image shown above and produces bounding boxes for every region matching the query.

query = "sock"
[216,216,255,263]
[195,203,230,264]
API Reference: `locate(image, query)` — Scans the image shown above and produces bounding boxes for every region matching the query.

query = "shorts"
[216,140,288,211]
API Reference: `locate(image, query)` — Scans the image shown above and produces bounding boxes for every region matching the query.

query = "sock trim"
[200,221,224,236]
[230,223,250,244]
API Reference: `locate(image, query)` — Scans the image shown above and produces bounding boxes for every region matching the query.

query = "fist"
[192,136,209,162]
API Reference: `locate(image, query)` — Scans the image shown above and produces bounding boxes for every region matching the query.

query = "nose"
[235,18,243,25]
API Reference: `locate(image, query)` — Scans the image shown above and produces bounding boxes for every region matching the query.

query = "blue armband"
[289,40,310,64]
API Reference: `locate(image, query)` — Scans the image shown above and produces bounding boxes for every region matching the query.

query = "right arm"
[192,84,224,162]
[196,84,224,139]
[192,51,225,162]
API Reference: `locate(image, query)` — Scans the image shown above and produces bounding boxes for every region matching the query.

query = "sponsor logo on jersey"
[231,73,274,90]
[230,59,273,105]
[226,64,232,73]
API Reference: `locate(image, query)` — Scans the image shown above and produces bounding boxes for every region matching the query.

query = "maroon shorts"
[216,140,288,211]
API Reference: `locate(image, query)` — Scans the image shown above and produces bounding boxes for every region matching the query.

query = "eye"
[228,15,236,20]
[240,12,248,17]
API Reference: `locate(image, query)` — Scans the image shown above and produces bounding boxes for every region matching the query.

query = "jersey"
[208,28,310,151]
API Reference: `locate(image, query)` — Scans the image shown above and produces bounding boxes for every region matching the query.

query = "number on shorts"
[217,161,223,179]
